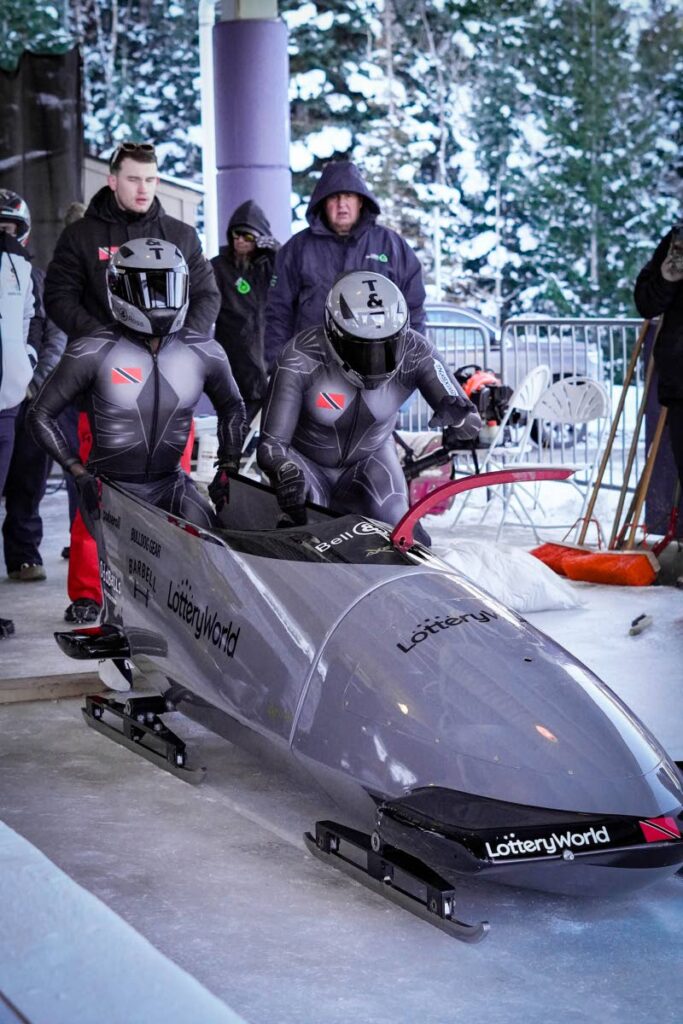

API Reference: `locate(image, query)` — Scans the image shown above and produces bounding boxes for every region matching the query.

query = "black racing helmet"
[0,189,31,245]
[324,271,408,389]
[107,237,189,336]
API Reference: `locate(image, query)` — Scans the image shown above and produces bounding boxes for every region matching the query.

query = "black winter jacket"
[44,187,220,341]
[210,200,278,406]
[264,161,426,371]
[634,229,683,407]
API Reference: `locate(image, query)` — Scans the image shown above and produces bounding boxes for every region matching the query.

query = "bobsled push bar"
[391,467,574,551]
[83,694,206,784]
[304,821,489,943]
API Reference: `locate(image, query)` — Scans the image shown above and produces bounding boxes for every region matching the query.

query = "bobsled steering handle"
[390,467,574,552]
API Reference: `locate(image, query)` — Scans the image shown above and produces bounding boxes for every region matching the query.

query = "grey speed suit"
[257,326,480,525]
[29,325,246,528]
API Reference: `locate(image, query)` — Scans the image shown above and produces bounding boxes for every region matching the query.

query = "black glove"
[75,471,101,519]
[208,459,239,513]
[275,461,307,525]
[442,411,482,448]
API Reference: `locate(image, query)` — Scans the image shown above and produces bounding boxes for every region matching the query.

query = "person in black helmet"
[257,270,480,529]
[29,237,246,623]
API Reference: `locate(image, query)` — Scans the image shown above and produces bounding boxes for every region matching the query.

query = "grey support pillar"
[213,1,291,246]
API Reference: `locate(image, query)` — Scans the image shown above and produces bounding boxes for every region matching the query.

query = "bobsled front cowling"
[291,569,683,821]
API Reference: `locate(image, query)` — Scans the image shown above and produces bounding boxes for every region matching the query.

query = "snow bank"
[436,538,585,613]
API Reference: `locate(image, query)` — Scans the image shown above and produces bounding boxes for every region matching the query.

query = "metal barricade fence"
[400,317,646,493]
[397,323,491,432]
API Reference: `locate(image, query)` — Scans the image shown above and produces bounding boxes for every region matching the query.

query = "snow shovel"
[531,319,656,579]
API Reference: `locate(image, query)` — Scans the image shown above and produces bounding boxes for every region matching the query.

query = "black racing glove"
[275,461,307,525]
[430,394,482,443]
[208,459,240,513]
[75,471,101,519]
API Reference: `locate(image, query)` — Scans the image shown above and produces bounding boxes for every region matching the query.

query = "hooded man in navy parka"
[264,160,426,372]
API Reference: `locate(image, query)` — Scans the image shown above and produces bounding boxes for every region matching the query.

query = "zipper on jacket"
[145,350,160,478]
[340,390,361,465]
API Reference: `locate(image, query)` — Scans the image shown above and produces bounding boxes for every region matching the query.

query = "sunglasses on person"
[232,229,256,242]
[110,141,156,169]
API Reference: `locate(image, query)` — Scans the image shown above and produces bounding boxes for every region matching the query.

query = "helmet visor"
[333,329,403,380]
[112,269,188,310]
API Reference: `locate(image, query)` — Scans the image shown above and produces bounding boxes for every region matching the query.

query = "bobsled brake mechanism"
[83,694,206,784]
[304,820,489,943]
[55,624,130,661]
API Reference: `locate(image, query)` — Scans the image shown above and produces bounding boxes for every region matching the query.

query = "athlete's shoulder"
[279,326,327,372]
[66,324,119,357]
[176,328,229,364]
[399,329,438,377]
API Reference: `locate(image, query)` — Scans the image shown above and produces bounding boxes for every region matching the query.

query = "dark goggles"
[232,229,256,242]
[110,141,156,169]
[109,268,188,310]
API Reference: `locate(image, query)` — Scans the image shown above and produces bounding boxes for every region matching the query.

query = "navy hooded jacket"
[264,161,426,371]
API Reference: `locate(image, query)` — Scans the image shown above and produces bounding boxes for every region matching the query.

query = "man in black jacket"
[44,141,220,339]
[42,142,221,622]
[634,224,683,489]
[211,200,278,423]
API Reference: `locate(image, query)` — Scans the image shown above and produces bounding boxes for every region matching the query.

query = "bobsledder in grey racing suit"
[29,325,246,529]
[257,326,481,526]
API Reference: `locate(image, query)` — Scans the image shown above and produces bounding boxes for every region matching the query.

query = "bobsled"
[56,469,683,942]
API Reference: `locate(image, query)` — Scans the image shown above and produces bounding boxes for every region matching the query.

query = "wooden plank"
[0,673,105,706]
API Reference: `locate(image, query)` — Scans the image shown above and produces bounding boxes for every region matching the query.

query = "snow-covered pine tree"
[522,0,675,316]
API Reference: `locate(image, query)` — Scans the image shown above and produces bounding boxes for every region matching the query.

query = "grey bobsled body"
[83,476,683,896]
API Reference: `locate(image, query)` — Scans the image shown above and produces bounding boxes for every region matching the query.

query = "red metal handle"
[391,467,574,551]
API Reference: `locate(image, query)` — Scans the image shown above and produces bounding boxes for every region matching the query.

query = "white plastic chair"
[525,375,610,537]
[451,364,552,531]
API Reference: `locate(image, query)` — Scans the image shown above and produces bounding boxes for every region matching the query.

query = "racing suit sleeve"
[264,241,300,373]
[412,339,481,437]
[256,359,305,477]
[27,340,99,471]
[634,232,680,319]
[201,343,248,463]
[184,237,222,335]
[44,227,103,340]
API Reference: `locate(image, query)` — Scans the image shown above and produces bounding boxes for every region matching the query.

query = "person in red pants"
[65,413,195,621]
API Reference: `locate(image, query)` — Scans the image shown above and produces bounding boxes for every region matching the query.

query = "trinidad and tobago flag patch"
[111,367,143,385]
[316,392,346,411]
[638,816,681,843]
[98,246,120,261]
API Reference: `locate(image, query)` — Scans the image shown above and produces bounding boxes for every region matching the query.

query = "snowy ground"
[0,483,682,1024]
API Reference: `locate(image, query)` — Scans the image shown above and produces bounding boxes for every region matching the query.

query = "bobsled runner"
[56,469,683,941]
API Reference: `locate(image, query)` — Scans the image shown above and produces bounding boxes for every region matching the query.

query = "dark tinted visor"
[110,269,188,310]
[333,330,403,379]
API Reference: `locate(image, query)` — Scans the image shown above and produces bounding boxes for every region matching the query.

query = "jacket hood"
[306,162,380,226]
[227,199,272,239]
[84,185,165,226]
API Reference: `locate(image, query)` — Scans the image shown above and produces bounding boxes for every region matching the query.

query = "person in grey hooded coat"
[264,160,426,371]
